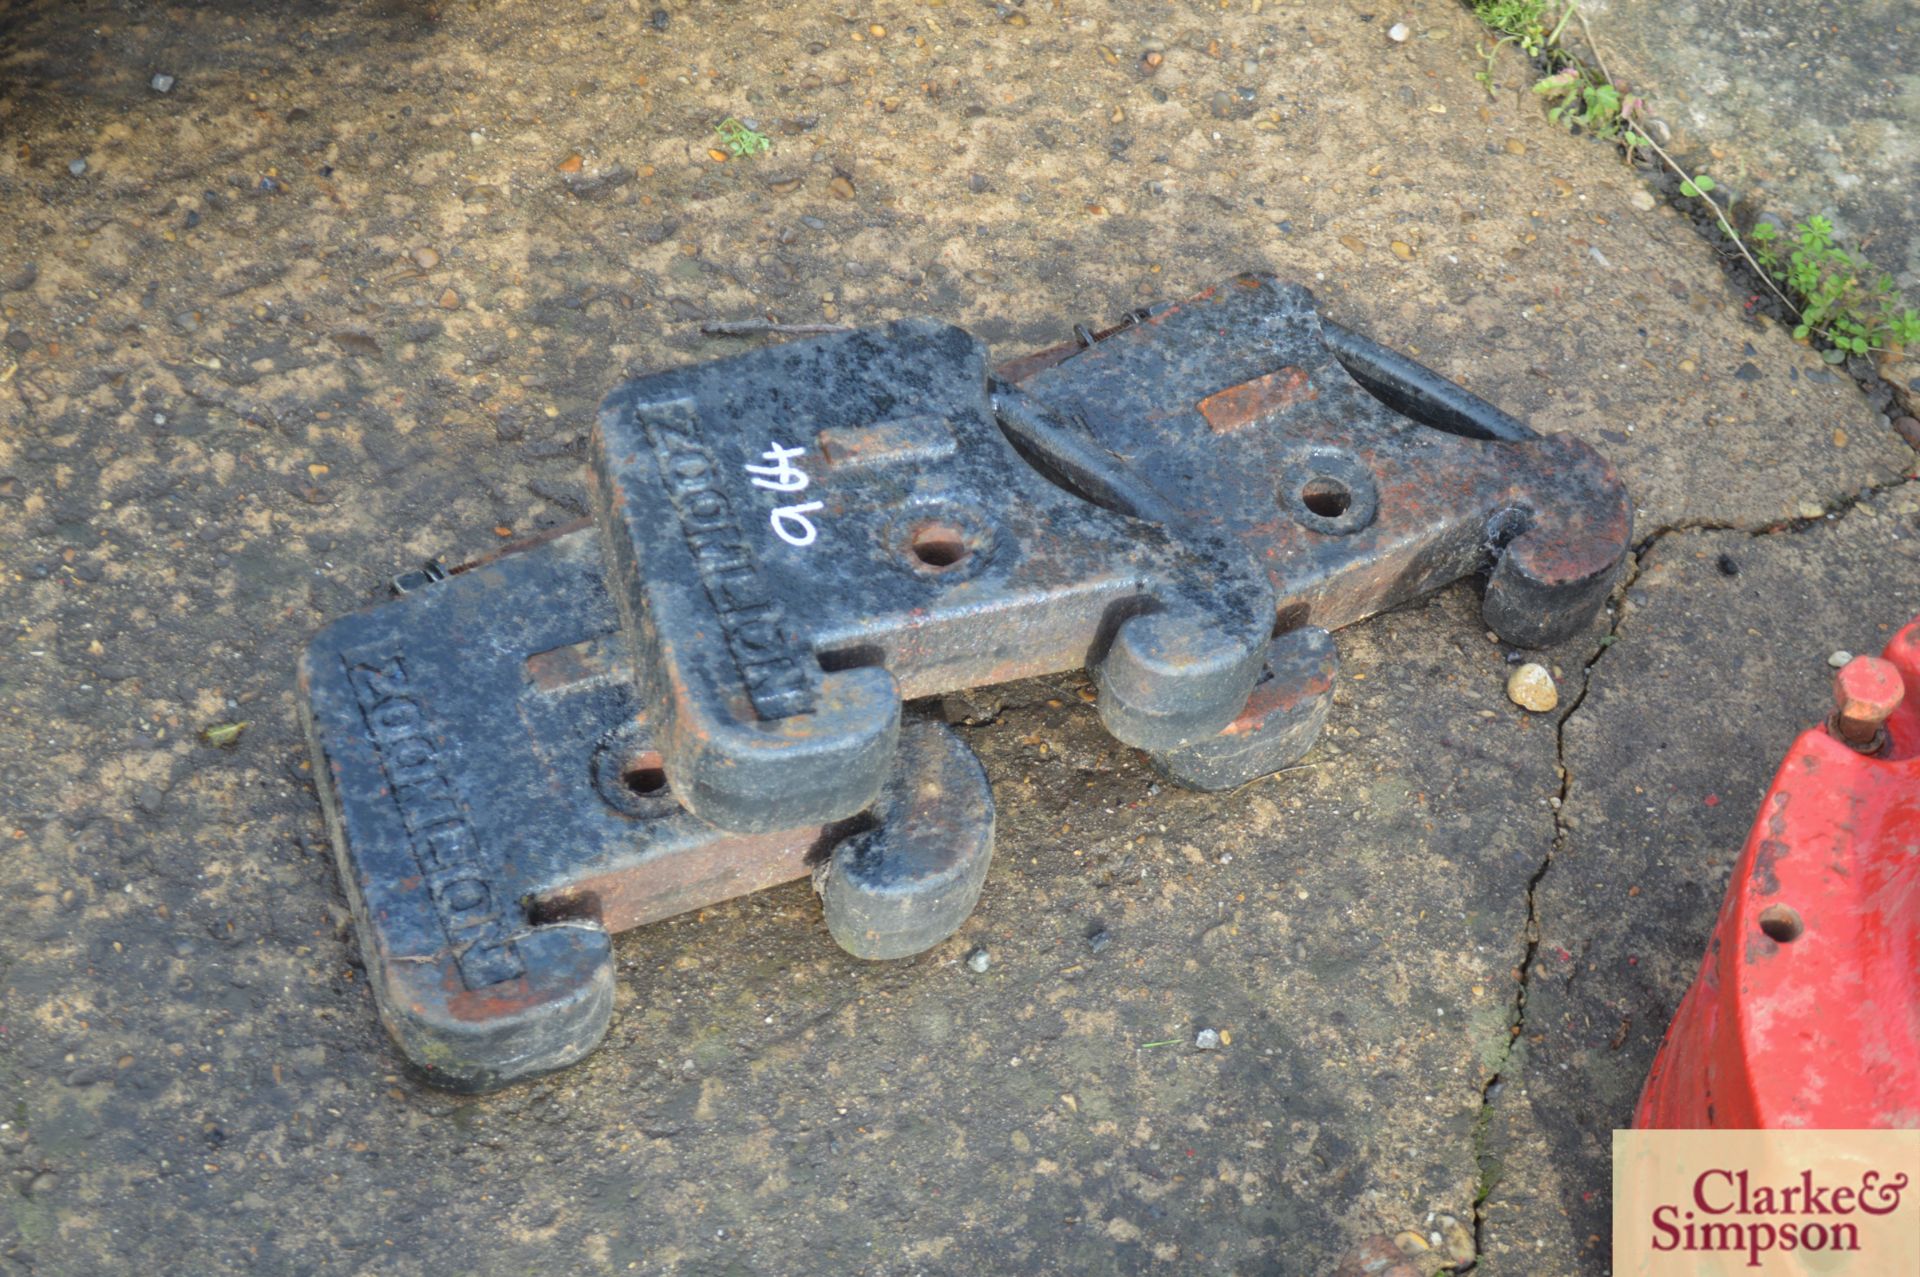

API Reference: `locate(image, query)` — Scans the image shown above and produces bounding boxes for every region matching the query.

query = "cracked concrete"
[1475,478,1920,1272]
[0,0,1914,1272]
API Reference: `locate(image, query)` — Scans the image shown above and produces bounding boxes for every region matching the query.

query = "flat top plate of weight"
[589,318,1275,834]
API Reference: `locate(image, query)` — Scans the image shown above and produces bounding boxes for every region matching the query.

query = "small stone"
[411,247,441,270]
[1210,91,1234,120]
[1439,1215,1474,1264]
[562,164,634,201]
[1086,928,1111,954]
[828,175,856,200]
[1507,663,1558,713]
[1892,417,1920,449]
[966,947,991,974]
[68,158,87,177]
[1503,138,1526,155]
[1629,188,1657,212]
[1194,1028,1221,1050]
[1828,650,1852,669]
[1390,241,1413,260]
[650,7,669,30]
[1334,1236,1422,1277]
[151,73,175,93]
[437,289,461,309]
[1387,22,1409,42]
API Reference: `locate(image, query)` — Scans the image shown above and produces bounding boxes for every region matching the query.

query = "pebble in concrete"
[1506,663,1559,712]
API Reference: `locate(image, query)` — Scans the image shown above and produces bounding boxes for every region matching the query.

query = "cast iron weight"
[301,528,996,1091]
[1002,274,1632,785]
[300,271,1631,1089]
[592,271,1630,820]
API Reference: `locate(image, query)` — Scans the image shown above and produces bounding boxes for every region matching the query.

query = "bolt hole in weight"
[623,750,669,796]
[1300,477,1352,519]
[910,521,969,569]
[1758,904,1804,944]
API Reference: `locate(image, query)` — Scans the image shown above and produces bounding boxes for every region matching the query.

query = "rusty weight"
[300,527,996,1091]
[300,271,1631,1089]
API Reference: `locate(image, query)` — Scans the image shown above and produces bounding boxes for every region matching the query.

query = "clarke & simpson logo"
[1647,1166,1908,1268]
[1614,1130,1919,1275]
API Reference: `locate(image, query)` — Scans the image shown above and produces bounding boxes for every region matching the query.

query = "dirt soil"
[0,0,1914,1274]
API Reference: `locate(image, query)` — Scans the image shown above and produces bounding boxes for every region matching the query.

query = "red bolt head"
[1833,655,1904,745]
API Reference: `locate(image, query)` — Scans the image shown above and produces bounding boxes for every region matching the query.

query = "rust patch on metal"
[536,828,820,935]
[525,637,623,692]
[1196,366,1316,434]
[1751,837,1789,895]
[817,415,957,470]
[1218,650,1336,735]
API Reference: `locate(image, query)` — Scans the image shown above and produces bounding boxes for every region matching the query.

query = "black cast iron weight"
[300,272,1631,1089]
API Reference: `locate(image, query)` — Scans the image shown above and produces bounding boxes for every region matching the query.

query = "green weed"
[713,117,771,159]
[1745,215,1920,358]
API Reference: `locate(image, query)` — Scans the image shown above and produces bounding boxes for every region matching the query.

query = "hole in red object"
[1300,477,1351,518]
[622,750,668,796]
[910,521,969,569]
[1758,904,1804,944]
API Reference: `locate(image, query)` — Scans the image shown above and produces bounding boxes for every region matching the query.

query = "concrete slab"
[0,0,1910,1271]
[1584,0,1919,298]
[1578,0,1920,417]
[1478,485,1920,1274]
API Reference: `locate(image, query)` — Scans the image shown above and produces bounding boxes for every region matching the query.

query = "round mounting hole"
[1300,476,1351,519]
[1758,905,1804,944]
[622,750,668,796]
[909,521,969,570]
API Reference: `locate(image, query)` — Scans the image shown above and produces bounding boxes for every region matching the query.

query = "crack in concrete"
[1459,466,1916,1269]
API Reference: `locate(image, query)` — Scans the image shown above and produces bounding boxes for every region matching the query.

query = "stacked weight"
[300,273,1631,1089]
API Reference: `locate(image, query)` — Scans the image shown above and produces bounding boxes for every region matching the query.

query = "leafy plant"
[713,117,771,160]
[1532,69,1632,140]
[1473,0,1559,57]
[1746,216,1920,359]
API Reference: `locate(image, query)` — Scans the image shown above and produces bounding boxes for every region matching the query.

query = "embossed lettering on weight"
[340,645,525,989]
[638,402,815,719]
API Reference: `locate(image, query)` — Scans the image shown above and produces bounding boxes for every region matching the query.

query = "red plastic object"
[1636,620,1920,1129]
